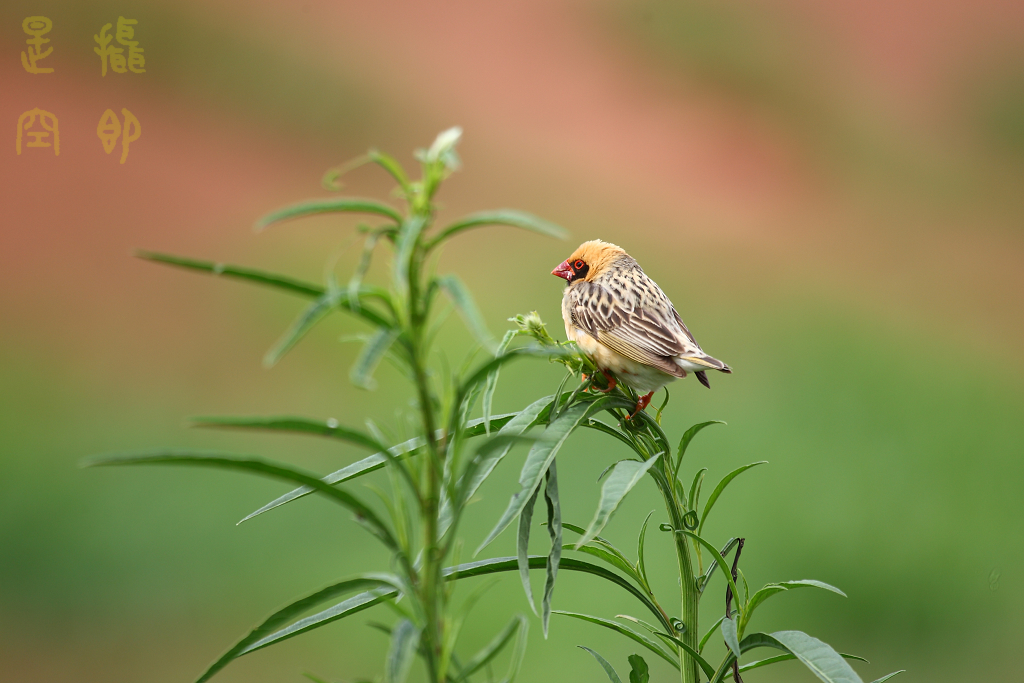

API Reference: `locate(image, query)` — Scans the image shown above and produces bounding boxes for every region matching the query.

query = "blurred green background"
[3,0,1023,681]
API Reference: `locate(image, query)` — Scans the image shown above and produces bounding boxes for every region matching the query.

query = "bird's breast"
[568,326,676,394]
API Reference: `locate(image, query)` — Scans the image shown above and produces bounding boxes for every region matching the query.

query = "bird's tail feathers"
[695,370,711,389]
[679,354,732,373]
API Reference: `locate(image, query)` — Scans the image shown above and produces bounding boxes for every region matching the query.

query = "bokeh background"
[3,1,1023,681]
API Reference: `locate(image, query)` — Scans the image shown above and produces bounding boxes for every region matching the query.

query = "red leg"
[592,368,617,393]
[628,390,655,419]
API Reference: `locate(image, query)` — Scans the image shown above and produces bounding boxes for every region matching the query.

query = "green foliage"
[456,614,528,682]
[94,130,578,683]
[576,458,661,548]
[476,312,898,682]
[553,611,679,670]
[96,130,896,683]
[628,654,650,683]
[580,646,625,683]
[385,619,420,683]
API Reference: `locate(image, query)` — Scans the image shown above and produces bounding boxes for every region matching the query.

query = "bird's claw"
[590,369,617,393]
[627,390,655,419]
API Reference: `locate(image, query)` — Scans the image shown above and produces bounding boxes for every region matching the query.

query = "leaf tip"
[236,510,261,526]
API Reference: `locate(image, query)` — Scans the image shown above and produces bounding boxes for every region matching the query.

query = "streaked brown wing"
[568,280,696,377]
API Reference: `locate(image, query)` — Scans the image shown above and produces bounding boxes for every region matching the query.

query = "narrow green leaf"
[698,614,726,653]
[240,453,407,526]
[441,397,554,536]
[627,654,650,683]
[321,153,372,191]
[553,612,679,670]
[517,485,541,615]
[84,451,396,550]
[241,586,397,656]
[456,366,487,434]
[547,371,574,423]
[436,274,496,352]
[778,579,847,597]
[687,467,708,513]
[243,412,518,524]
[636,511,654,590]
[616,615,681,657]
[263,291,337,368]
[710,631,864,683]
[541,462,562,637]
[393,215,427,296]
[192,576,390,683]
[560,521,643,584]
[460,346,573,400]
[448,556,669,629]
[428,209,569,250]
[769,630,863,683]
[244,555,669,659]
[867,672,905,683]
[576,458,660,548]
[301,672,332,683]
[674,421,725,474]
[256,197,403,230]
[368,149,411,192]
[136,251,323,299]
[737,653,869,676]
[458,615,526,681]
[563,544,642,585]
[350,328,400,390]
[385,619,420,683]
[498,613,530,683]
[483,330,517,435]
[722,617,741,659]
[190,415,386,451]
[456,433,544,511]
[698,462,768,535]
[650,631,717,678]
[578,646,623,683]
[677,531,741,616]
[739,585,788,635]
[347,230,384,312]
[476,397,621,555]
[697,537,740,594]
[708,632,781,683]
[582,419,637,451]
[740,580,845,636]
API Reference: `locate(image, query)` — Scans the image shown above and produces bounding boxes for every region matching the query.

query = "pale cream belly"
[569,326,679,394]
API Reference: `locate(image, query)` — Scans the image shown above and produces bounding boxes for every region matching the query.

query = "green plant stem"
[417,366,443,683]
[620,406,701,683]
[404,205,445,683]
[654,451,699,683]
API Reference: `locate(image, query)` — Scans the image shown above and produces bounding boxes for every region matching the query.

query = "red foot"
[628,390,655,419]
[591,368,618,393]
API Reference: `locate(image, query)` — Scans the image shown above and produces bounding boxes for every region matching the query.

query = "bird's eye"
[574,260,585,270]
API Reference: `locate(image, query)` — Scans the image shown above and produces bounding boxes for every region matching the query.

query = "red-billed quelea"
[552,240,731,416]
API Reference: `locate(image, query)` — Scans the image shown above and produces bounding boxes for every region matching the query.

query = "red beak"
[551,259,573,282]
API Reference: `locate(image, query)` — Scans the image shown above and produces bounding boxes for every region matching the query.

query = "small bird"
[552,240,731,416]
